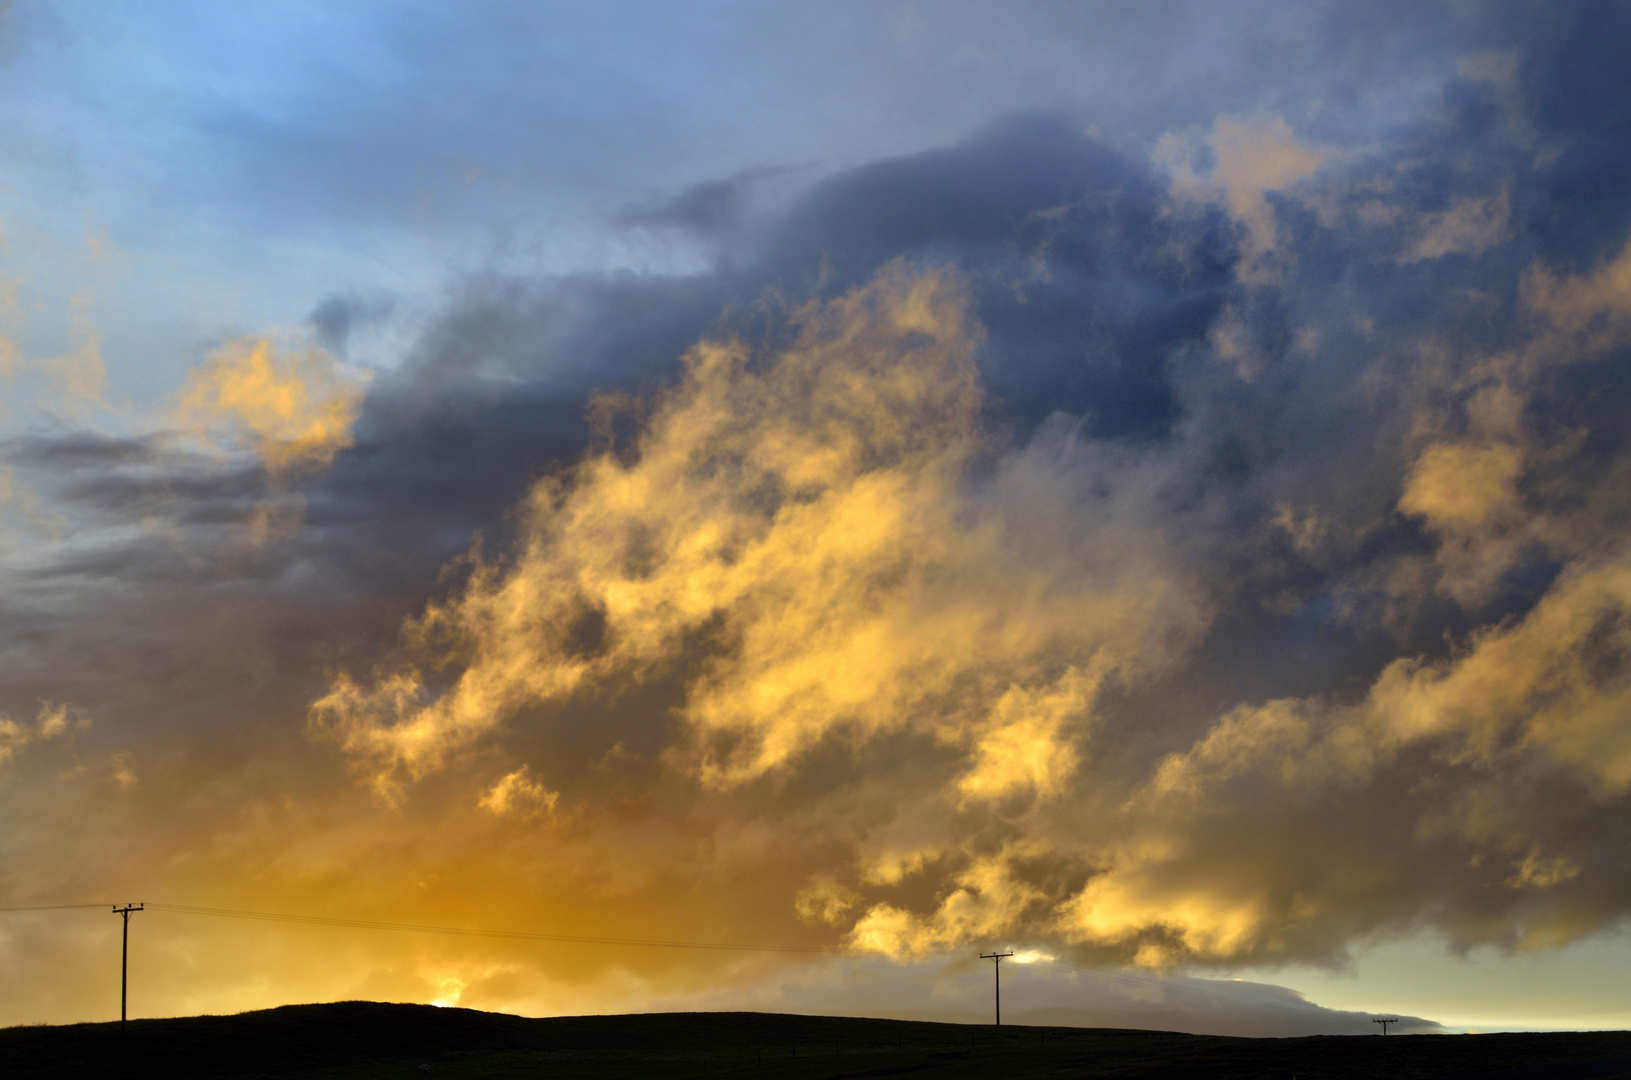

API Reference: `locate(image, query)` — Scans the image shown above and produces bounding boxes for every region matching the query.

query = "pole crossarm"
[1373,1017,1401,1035]
[979,951,1014,1026]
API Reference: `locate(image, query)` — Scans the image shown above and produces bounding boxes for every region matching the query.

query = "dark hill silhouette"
[4,1001,1631,1079]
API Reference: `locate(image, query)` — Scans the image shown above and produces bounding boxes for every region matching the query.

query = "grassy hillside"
[4,1002,1631,1079]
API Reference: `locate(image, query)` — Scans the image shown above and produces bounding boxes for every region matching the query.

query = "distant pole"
[1373,1017,1400,1035]
[979,951,1014,1026]
[112,904,143,1028]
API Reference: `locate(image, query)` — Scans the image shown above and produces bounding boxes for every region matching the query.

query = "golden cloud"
[1060,544,1631,963]
[1400,189,1512,263]
[174,335,370,476]
[313,266,1205,800]
[264,251,1631,988]
[1525,233,1631,337]
[477,766,558,819]
[1398,439,1528,602]
[848,849,1052,957]
[0,701,86,766]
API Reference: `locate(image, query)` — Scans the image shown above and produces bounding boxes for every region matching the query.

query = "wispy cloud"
[173,334,370,477]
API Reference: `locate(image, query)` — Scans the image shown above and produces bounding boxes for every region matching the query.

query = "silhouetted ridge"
[5,1002,1631,1079]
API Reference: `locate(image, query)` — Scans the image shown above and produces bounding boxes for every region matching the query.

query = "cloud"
[0,700,84,765]
[1401,188,1512,263]
[34,290,105,407]
[1397,439,1529,603]
[0,269,20,382]
[1525,232,1631,337]
[173,334,371,477]
[477,766,557,819]
[309,292,398,357]
[1077,540,1631,960]
[313,265,1205,797]
[1157,115,1327,281]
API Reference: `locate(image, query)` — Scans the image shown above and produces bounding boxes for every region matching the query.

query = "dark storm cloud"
[754,115,1234,437]
[618,165,806,246]
[141,113,1218,664]
[328,112,1233,557]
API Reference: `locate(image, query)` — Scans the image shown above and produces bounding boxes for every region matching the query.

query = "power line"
[144,903,875,956]
[5,900,893,957]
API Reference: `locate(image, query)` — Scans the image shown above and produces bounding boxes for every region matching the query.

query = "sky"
[3,0,1631,1036]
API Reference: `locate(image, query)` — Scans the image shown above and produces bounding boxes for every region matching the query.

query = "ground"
[4,1002,1631,1079]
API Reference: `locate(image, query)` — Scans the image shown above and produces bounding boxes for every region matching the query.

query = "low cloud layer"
[4,2,1631,1035]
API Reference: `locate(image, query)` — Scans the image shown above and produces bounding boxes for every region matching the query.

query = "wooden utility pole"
[1373,1017,1400,1035]
[112,904,143,1028]
[979,951,1014,1025]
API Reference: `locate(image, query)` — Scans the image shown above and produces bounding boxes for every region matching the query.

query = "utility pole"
[1373,1017,1400,1035]
[979,951,1013,1026]
[112,904,143,1028]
